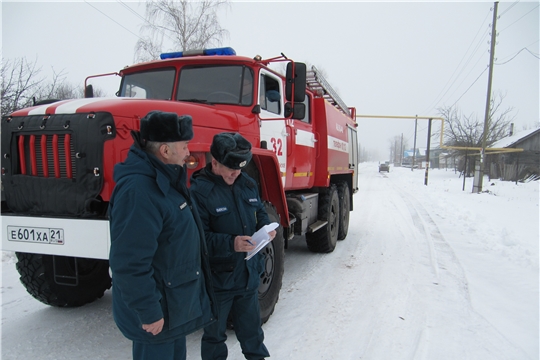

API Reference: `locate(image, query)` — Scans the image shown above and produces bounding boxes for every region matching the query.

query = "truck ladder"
[306,66,351,118]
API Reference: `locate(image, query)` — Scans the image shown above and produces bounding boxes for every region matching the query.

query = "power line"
[495,47,540,64]
[116,0,148,23]
[495,3,539,63]
[83,1,142,40]
[428,7,504,114]
[448,66,489,109]
[442,46,489,107]
[499,0,521,17]
[499,3,539,32]
[116,0,182,47]
[423,2,539,116]
[436,29,489,107]
[421,7,491,115]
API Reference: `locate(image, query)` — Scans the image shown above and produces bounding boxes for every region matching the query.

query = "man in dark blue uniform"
[109,111,217,360]
[190,133,275,360]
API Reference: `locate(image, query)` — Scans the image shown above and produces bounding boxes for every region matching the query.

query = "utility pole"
[400,133,403,166]
[412,116,418,171]
[394,139,398,164]
[474,1,499,193]
[424,119,432,186]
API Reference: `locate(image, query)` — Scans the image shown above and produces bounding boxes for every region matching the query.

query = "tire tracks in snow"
[398,189,471,359]
[261,168,530,360]
[396,187,531,360]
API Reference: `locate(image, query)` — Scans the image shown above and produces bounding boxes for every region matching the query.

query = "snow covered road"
[262,166,534,360]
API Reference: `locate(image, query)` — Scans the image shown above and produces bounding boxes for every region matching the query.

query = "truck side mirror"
[286,62,306,102]
[85,84,94,98]
[285,102,306,120]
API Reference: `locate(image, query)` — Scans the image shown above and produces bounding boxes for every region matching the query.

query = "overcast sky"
[2,1,539,159]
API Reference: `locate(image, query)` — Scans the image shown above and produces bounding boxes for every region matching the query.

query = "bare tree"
[437,92,515,176]
[438,92,515,149]
[1,57,45,117]
[36,68,71,101]
[386,134,409,164]
[134,0,230,62]
[40,74,106,100]
[387,136,398,163]
[358,145,380,163]
[2,57,107,118]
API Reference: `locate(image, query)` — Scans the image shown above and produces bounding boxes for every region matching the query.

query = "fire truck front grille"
[16,134,77,179]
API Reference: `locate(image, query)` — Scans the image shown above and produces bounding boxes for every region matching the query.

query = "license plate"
[7,226,64,245]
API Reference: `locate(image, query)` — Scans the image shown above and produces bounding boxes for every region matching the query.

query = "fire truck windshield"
[176,65,254,106]
[119,68,176,100]
[119,65,254,106]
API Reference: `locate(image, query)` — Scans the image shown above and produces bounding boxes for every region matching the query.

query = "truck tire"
[258,202,285,323]
[306,184,340,253]
[15,252,111,307]
[337,181,350,240]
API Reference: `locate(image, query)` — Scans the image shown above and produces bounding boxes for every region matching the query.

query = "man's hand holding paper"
[245,222,279,260]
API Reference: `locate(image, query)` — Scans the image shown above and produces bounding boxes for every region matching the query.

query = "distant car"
[379,161,390,172]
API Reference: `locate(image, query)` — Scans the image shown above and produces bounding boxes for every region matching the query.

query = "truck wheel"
[258,202,285,323]
[337,181,350,240]
[15,252,111,307]
[306,184,340,253]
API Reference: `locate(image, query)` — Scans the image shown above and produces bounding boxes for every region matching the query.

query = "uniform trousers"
[201,290,269,360]
[132,337,186,360]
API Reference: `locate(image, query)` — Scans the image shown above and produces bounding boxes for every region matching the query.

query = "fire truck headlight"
[185,155,199,169]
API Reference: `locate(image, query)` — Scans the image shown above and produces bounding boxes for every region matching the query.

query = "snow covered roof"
[490,127,540,148]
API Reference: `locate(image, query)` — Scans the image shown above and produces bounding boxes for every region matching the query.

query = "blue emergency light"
[160,47,236,60]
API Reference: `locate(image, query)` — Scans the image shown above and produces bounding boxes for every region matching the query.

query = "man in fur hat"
[190,132,275,360]
[109,110,217,360]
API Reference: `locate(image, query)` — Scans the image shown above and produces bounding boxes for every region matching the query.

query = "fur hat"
[140,111,194,143]
[210,133,252,170]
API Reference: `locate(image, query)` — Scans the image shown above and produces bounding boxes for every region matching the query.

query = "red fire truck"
[1,47,358,322]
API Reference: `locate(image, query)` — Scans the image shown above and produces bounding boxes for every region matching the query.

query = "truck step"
[308,220,328,233]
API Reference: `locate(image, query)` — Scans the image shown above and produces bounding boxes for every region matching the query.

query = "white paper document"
[245,222,279,260]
